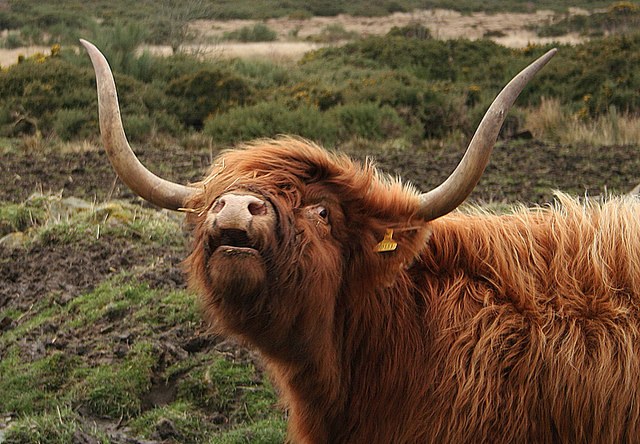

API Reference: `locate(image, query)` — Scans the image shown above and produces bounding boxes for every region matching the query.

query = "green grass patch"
[209,417,288,444]
[0,258,285,442]
[0,352,77,414]
[3,407,109,444]
[77,342,157,418]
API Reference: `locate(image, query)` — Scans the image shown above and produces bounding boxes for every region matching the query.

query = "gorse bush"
[203,101,340,145]
[5,28,640,145]
[203,100,416,146]
[53,109,93,141]
[223,23,278,42]
[387,23,432,40]
[167,70,253,128]
[330,102,409,140]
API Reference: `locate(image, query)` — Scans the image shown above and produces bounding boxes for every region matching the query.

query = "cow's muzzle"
[204,193,275,258]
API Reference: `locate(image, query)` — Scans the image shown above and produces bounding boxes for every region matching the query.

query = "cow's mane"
[416,193,640,442]
[425,192,640,311]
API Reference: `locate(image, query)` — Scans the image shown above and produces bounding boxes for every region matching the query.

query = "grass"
[525,96,640,145]
[0,193,185,247]
[0,194,286,443]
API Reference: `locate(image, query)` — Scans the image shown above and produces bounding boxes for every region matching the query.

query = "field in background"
[2,1,640,442]
[1,8,587,66]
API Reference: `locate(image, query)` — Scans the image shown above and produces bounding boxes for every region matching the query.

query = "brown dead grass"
[0,9,592,65]
[526,97,640,145]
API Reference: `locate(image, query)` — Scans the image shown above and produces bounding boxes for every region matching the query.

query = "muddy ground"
[2,139,639,309]
[2,138,638,317]
[1,140,638,205]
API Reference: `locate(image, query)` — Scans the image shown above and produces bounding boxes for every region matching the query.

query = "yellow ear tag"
[374,229,398,253]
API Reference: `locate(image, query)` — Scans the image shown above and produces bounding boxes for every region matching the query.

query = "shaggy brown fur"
[184,138,640,443]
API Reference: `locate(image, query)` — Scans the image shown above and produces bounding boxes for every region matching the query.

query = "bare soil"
[2,137,638,317]
[1,141,638,206]
[0,9,588,65]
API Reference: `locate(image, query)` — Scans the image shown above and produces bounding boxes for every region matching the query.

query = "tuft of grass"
[3,407,109,444]
[525,97,640,145]
[77,341,158,419]
[208,418,288,444]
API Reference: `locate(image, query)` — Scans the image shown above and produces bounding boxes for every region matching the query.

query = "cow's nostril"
[211,200,225,213]
[249,201,267,216]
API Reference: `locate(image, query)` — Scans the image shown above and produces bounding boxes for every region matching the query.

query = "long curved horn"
[80,39,194,210]
[416,48,557,221]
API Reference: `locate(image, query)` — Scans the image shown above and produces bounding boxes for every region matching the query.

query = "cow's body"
[184,139,640,443]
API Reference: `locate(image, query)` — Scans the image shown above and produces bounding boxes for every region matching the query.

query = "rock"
[72,430,101,444]
[0,232,27,249]
[151,418,182,440]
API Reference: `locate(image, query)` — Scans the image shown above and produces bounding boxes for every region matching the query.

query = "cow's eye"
[314,205,328,220]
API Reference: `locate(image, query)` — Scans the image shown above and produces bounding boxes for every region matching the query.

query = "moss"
[3,407,109,444]
[78,341,158,418]
[208,418,287,444]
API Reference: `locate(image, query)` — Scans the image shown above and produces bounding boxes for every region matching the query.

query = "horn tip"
[79,39,95,52]
[542,48,558,62]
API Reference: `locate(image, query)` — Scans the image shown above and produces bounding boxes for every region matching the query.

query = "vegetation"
[0,194,286,442]
[0,0,635,48]
[533,1,640,38]
[3,24,640,148]
[223,24,278,42]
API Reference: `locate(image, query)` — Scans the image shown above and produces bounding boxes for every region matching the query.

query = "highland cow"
[82,40,640,443]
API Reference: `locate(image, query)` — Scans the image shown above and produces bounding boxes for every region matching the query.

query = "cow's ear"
[375,224,433,261]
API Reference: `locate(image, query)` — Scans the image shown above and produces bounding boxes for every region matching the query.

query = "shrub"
[229,58,293,89]
[167,70,253,129]
[308,0,344,16]
[122,114,153,142]
[283,80,343,110]
[329,103,408,140]
[223,23,278,42]
[203,102,339,145]
[53,109,92,141]
[387,23,432,40]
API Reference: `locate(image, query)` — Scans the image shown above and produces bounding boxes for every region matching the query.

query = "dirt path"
[0,8,588,66]
[145,9,586,61]
[198,8,586,44]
